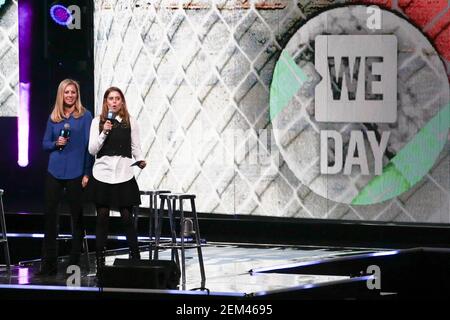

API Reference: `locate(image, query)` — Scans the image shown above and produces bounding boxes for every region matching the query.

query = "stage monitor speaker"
[98,259,181,290]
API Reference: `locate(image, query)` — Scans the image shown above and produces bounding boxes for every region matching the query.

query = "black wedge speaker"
[98,259,181,290]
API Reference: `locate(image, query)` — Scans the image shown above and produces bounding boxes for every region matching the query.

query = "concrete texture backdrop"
[94,0,450,223]
[0,0,18,117]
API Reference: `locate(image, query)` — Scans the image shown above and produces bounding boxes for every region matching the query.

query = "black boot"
[95,249,106,278]
[36,259,57,276]
[129,248,141,261]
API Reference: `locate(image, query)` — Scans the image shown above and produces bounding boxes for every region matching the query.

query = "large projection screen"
[94,0,450,224]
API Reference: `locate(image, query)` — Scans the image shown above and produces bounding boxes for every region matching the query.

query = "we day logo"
[315,34,397,177]
[270,5,449,205]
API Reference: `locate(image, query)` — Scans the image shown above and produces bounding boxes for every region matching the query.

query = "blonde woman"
[88,87,146,273]
[39,79,93,275]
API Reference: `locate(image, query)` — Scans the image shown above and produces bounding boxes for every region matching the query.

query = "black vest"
[97,119,132,159]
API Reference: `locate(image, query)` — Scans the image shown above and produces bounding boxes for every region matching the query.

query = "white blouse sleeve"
[130,117,144,161]
[88,116,108,156]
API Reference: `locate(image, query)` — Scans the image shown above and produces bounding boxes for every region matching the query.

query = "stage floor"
[0,242,385,296]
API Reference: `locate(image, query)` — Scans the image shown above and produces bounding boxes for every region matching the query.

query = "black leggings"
[95,206,139,253]
[42,174,84,262]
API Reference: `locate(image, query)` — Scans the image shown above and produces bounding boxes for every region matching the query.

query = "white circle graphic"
[271,5,449,204]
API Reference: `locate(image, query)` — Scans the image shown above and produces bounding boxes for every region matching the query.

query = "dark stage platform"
[1,238,450,300]
[0,242,382,299]
[2,209,450,300]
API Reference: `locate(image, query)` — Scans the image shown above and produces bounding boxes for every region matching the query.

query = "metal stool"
[0,189,11,271]
[155,193,206,290]
[135,190,171,259]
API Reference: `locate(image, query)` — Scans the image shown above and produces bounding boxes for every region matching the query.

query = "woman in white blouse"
[88,87,146,273]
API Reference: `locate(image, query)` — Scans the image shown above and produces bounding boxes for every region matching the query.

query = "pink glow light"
[18,268,30,285]
[18,1,32,167]
[17,82,30,167]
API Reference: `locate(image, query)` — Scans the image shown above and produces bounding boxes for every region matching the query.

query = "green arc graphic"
[269,50,308,121]
[351,103,450,205]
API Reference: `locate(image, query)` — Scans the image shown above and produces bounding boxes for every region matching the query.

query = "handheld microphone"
[58,123,70,150]
[107,110,116,121]
[105,110,116,135]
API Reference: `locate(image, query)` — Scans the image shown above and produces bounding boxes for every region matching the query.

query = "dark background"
[0,0,94,214]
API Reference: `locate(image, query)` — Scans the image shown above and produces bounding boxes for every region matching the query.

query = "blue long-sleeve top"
[42,110,94,179]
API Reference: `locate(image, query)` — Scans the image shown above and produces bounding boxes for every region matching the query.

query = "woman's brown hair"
[100,87,130,126]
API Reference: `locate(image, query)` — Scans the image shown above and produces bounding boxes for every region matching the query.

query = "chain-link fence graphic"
[94,0,450,223]
[0,0,18,117]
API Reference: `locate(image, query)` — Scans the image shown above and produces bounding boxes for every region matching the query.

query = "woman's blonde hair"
[100,87,131,126]
[50,79,85,123]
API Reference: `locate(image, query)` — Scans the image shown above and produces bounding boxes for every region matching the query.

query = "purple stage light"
[17,83,30,167]
[18,268,30,285]
[50,4,72,26]
[18,0,32,168]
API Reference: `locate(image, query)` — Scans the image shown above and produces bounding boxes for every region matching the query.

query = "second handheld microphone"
[58,123,71,150]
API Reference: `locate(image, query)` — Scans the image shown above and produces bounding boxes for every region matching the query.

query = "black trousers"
[41,173,84,263]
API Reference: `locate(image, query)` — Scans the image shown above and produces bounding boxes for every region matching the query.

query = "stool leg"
[0,195,11,271]
[133,206,139,232]
[148,194,154,260]
[83,230,90,272]
[179,199,186,290]
[168,198,180,268]
[191,198,205,286]
[154,196,165,260]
